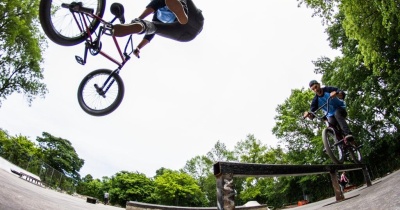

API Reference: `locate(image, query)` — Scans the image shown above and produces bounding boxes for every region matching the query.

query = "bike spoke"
[81,74,120,111]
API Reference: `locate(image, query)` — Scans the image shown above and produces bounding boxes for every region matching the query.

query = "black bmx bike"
[39,0,135,116]
[305,97,363,164]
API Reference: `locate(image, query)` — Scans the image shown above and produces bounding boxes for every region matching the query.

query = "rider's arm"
[134,38,150,58]
[305,96,319,120]
[325,86,341,98]
[310,95,319,113]
[137,39,149,49]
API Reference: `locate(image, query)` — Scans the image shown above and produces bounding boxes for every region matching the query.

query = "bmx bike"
[304,97,363,164]
[39,0,134,116]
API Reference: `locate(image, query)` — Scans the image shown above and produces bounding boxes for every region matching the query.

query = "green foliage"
[36,132,84,180]
[152,169,207,206]
[0,129,40,167]
[183,155,215,206]
[272,89,327,165]
[0,0,48,106]
[182,141,238,207]
[109,171,154,207]
[206,140,237,162]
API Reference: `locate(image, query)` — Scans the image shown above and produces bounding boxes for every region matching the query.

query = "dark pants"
[154,0,204,42]
[327,107,351,136]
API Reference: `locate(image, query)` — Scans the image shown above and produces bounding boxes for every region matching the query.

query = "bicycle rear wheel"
[39,0,106,46]
[347,142,362,164]
[322,128,345,164]
[77,69,125,116]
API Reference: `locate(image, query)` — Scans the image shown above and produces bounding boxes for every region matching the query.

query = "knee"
[335,107,347,118]
[133,18,156,35]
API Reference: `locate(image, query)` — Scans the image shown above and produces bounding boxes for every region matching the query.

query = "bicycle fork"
[94,68,121,98]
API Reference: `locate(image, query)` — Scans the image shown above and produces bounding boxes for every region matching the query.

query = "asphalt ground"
[0,167,123,210]
[289,168,400,210]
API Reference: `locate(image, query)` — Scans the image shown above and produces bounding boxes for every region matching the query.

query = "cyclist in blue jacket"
[113,0,204,57]
[304,80,354,141]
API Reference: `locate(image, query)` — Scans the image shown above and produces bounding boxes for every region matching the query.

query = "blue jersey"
[310,86,346,117]
[317,92,346,117]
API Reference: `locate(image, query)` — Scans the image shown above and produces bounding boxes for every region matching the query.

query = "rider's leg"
[334,107,353,140]
[113,19,156,37]
[165,0,188,24]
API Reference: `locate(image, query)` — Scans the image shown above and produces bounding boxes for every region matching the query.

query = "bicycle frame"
[63,3,135,70]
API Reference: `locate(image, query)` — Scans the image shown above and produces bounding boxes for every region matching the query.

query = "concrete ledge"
[86,197,97,204]
[126,201,269,210]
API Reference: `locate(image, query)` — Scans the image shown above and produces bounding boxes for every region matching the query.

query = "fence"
[0,139,77,193]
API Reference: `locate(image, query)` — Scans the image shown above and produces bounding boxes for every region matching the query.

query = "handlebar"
[304,97,332,120]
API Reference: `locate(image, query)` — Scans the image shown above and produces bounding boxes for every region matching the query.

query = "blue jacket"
[310,86,346,117]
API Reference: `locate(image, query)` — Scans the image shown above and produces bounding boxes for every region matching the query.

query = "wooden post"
[362,166,372,187]
[216,173,235,210]
[329,170,344,201]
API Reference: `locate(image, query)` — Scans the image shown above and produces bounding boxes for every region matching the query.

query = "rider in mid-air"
[113,0,204,57]
[303,80,354,142]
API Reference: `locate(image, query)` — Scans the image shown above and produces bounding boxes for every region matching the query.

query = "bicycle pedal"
[75,55,85,65]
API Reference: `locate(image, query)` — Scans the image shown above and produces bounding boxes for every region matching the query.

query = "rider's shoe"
[112,20,144,37]
[344,134,354,143]
[165,0,188,24]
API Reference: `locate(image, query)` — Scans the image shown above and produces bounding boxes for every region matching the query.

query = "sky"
[0,0,340,179]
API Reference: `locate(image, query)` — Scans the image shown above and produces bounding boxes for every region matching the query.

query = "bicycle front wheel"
[322,128,345,164]
[77,69,125,116]
[39,0,106,46]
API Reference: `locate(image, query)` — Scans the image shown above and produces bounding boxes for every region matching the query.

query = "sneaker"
[113,22,144,37]
[165,0,188,24]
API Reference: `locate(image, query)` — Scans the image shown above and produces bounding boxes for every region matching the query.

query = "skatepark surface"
[0,156,399,210]
[0,157,123,210]
[290,168,400,210]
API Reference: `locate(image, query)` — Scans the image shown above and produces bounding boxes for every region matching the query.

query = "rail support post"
[216,173,235,210]
[329,170,344,201]
[362,166,372,187]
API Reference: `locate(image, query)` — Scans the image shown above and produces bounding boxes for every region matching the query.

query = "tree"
[109,171,154,207]
[152,169,207,206]
[183,141,238,207]
[206,140,236,162]
[234,134,268,163]
[0,0,47,106]
[36,132,84,180]
[0,129,41,171]
[183,155,215,206]
[272,89,327,165]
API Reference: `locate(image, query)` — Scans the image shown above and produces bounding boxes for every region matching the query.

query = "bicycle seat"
[110,3,125,24]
